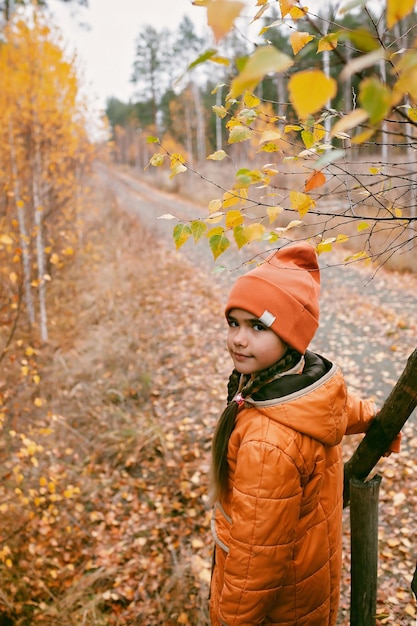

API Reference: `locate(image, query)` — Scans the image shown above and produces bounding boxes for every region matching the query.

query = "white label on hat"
[259,310,276,327]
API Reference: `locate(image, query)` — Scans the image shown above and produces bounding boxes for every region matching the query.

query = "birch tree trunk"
[8,123,36,327]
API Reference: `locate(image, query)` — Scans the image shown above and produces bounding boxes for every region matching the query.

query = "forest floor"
[1,166,417,625]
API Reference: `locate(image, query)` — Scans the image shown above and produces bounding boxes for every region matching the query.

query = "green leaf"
[190,220,207,242]
[233,225,249,249]
[209,233,230,260]
[227,45,293,101]
[173,223,192,250]
[358,78,392,124]
[187,48,219,71]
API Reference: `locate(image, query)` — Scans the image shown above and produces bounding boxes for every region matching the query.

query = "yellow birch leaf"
[243,91,260,107]
[290,31,314,55]
[225,209,244,228]
[206,213,224,224]
[351,127,375,144]
[206,226,225,238]
[330,108,369,138]
[267,206,284,223]
[33,375,40,385]
[9,272,17,284]
[284,124,303,133]
[289,6,308,19]
[259,142,281,153]
[278,0,296,17]
[208,199,223,214]
[228,45,293,100]
[207,0,245,43]
[386,0,416,29]
[0,234,13,245]
[259,130,282,145]
[393,50,417,103]
[317,33,338,52]
[177,612,189,624]
[228,124,252,144]
[288,70,337,119]
[34,398,43,407]
[244,223,266,242]
[313,123,326,143]
[223,190,240,208]
[316,241,333,254]
[290,191,316,216]
[170,154,187,178]
[336,234,349,244]
[212,105,228,118]
[357,222,370,231]
[207,149,228,160]
[150,153,165,167]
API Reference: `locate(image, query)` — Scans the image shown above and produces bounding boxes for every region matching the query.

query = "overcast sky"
[47,0,345,112]
[48,0,211,109]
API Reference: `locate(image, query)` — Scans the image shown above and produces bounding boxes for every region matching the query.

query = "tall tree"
[131,25,173,130]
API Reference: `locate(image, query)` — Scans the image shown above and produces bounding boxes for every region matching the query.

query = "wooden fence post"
[344,347,417,508]
[350,475,382,626]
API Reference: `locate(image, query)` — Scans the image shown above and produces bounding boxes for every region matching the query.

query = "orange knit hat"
[225,241,320,354]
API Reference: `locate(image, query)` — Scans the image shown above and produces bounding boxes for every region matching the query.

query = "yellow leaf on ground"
[288,70,337,119]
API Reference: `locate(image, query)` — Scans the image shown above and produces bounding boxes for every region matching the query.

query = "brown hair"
[209,348,301,503]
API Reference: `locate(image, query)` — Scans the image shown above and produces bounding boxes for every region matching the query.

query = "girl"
[209,241,377,626]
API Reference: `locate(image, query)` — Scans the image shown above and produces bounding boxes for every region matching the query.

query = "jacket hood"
[245,351,347,447]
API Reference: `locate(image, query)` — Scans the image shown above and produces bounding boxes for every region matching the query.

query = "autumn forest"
[1,0,417,624]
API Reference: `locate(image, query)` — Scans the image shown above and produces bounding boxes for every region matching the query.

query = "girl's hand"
[383,432,402,456]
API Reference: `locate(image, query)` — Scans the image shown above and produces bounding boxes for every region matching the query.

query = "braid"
[210,347,301,503]
[227,369,241,403]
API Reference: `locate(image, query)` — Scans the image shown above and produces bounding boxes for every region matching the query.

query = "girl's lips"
[232,352,251,361]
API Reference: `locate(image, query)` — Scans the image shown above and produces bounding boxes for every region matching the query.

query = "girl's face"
[226,308,287,375]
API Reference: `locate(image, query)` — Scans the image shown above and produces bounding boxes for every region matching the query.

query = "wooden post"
[350,475,382,626]
[344,348,417,507]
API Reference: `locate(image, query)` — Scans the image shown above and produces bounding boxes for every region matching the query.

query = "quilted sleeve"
[344,392,376,435]
[219,438,302,625]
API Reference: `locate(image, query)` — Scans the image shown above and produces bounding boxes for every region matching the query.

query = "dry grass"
[0,172,225,624]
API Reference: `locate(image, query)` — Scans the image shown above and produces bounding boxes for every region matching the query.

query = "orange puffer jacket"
[209,352,375,626]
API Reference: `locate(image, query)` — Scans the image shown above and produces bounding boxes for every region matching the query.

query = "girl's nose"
[233,327,248,346]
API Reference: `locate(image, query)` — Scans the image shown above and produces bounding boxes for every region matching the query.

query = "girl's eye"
[252,322,267,332]
[227,319,238,328]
